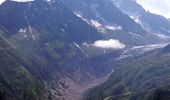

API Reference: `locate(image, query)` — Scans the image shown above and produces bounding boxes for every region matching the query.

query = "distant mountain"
[62,0,160,46]
[112,0,170,41]
[62,0,170,46]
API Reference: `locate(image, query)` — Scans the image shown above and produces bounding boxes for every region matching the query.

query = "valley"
[0,0,170,100]
[57,43,168,100]
[53,69,114,100]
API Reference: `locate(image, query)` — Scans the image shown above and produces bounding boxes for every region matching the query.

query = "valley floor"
[52,70,114,100]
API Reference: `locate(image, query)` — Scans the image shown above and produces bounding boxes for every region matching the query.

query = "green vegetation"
[24,85,39,100]
[84,49,170,100]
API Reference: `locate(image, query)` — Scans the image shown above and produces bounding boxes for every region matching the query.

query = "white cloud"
[137,0,170,18]
[0,0,34,5]
[92,39,125,49]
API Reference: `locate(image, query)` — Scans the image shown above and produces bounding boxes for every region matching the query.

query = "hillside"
[84,45,170,100]
[0,0,170,100]
[0,0,113,100]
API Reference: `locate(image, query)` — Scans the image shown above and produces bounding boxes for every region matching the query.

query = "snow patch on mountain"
[129,32,143,38]
[74,11,83,18]
[18,28,27,33]
[130,15,152,32]
[74,11,89,23]
[117,43,168,60]
[105,25,122,31]
[90,19,102,28]
[131,44,167,50]
[155,33,170,39]
[130,15,142,24]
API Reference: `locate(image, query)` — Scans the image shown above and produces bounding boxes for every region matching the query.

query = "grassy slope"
[0,34,48,100]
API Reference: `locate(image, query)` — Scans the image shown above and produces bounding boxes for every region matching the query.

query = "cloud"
[0,0,34,5]
[137,0,170,18]
[92,39,125,49]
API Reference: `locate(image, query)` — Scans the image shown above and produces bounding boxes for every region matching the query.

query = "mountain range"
[0,0,170,100]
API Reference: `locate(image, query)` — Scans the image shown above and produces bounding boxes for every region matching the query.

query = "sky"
[137,0,170,18]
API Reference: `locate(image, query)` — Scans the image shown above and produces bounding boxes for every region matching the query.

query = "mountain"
[0,0,102,42]
[0,0,116,100]
[84,44,170,100]
[112,0,170,41]
[61,0,161,46]
[1,0,170,100]
[82,1,170,98]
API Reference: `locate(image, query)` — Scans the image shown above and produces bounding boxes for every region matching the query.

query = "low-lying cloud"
[92,39,125,49]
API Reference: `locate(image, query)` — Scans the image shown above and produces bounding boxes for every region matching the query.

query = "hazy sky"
[137,0,170,18]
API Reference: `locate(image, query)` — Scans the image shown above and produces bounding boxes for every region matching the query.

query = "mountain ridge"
[0,0,170,100]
